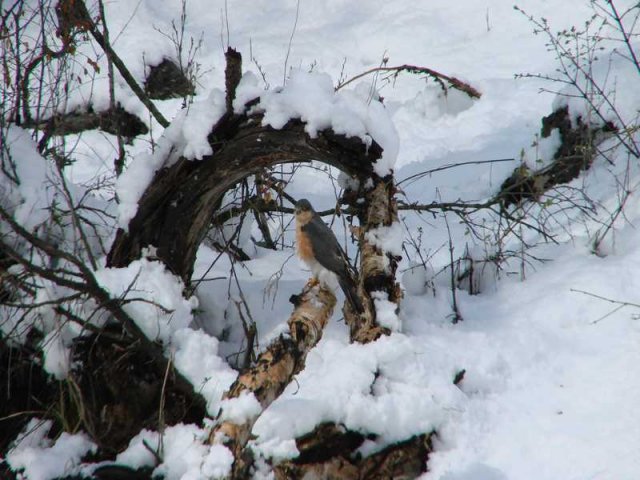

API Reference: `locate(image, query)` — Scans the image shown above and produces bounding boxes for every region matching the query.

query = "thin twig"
[97,0,126,176]
[336,64,482,98]
[606,0,640,76]
[283,0,300,85]
[571,288,640,324]
[398,158,515,186]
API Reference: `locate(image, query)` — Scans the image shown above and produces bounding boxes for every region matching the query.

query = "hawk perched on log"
[295,199,362,312]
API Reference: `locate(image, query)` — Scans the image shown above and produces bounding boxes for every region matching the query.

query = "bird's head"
[295,198,314,215]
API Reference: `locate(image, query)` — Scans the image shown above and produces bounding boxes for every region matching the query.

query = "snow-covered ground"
[3,0,640,479]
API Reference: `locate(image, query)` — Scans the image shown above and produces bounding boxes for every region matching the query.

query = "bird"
[294,198,362,312]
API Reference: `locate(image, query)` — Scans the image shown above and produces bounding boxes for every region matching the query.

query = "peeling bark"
[275,432,433,480]
[343,176,401,343]
[270,175,415,478]
[209,284,336,479]
[101,51,433,477]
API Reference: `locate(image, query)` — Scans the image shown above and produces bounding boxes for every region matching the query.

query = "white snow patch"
[251,437,299,463]
[200,444,235,479]
[79,262,237,416]
[6,419,96,480]
[552,47,640,127]
[116,90,226,228]
[371,291,401,331]
[171,328,238,415]
[115,429,160,469]
[181,90,227,160]
[150,424,209,480]
[252,334,465,459]
[114,426,232,479]
[218,391,263,424]
[94,258,196,343]
[41,329,71,380]
[2,126,51,231]
[365,221,404,256]
[402,263,432,296]
[233,72,264,113]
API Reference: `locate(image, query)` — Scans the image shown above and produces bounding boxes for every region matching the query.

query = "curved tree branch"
[107,112,382,284]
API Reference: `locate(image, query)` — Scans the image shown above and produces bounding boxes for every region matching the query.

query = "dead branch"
[225,47,242,113]
[336,64,482,99]
[275,432,433,480]
[0,205,207,417]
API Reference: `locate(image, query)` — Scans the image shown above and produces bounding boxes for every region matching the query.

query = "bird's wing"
[302,215,354,278]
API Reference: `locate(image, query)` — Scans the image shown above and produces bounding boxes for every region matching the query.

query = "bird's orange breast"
[296,212,315,263]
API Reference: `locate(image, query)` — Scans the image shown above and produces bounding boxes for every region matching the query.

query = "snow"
[115,429,160,469]
[553,46,640,128]
[40,329,71,380]
[1,126,51,231]
[402,263,431,296]
[94,257,197,343]
[365,221,404,256]
[371,291,401,331]
[233,72,265,114]
[4,0,640,479]
[94,260,238,415]
[114,424,234,480]
[256,70,399,175]
[251,333,466,461]
[218,391,263,424]
[116,90,227,228]
[117,68,398,229]
[6,419,96,480]
[171,328,238,415]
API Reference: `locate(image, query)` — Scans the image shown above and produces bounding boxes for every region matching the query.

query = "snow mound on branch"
[552,47,640,127]
[365,221,404,256]
[94,257,197,343]
[251,334,465,460]
[115,424,234,480]
[116,70,398,228]
[172,328,238,415]
[116,89,226,228]
[259,71,399,176]
[94,258,236,415]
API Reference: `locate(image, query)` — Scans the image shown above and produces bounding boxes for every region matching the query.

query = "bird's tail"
[339,276,363,313]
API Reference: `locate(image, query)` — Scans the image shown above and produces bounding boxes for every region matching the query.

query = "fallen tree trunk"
[104,49,431,479]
